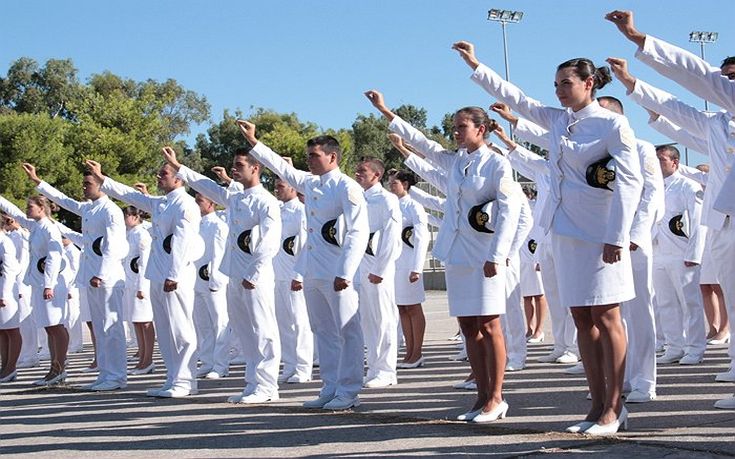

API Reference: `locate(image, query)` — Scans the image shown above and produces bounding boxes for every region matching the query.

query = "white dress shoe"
[363,377,396,388]
[463,381,478,390]
[715,368,735,383]
[566,421,595,433]
[448,350,468,361]
[205,371,225,380]
[655,343,665,353]
[555,351,579,364]
[229,391,279,404]
[146,385,172,397]
[679,354,703,365]
[286,374,311,383]
[0,371,18,383]
[278,372,296,383]
[656,350,684,364]
[452,380,475,390]
[472,400,509,423]
[526,333,545,344]
[505,362,524,372]
[91,381,126,391]
[625,390,656,403]
[34,370,67,386]
[714,395,735,409]
[584,407,628,436]
[80,365,99,374]
[158,387,197,398]
[322,395,360,410]
[537,350,565,363]
[129,364,156,375]
[456,408,482,421]
[708,334,731,345]
[196,367,214,378]
[398,357,426,368]
[303,394,335,409]
[564,363,586,375]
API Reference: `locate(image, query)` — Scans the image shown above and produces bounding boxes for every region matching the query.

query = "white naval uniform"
[101,178,203,393]
[38,183,129,386]
[0,197,68,328]
[653,171,707,359]
[506,121,577,357]
[0,233,20,329]
[191,211,230,377]
[518,198,544,297]
[274,197,313,381]
[677,165,717,286]
[123,224,153,323]
[395,194,430,305]
[471,65,643,307]
[502,191,532,367]
[248,141,369,402]
[176,166,281,398]
[7,227,36,365]
[358,183,402,384]
[621,140,665,396]
[627,77,735,364]
[390,115,520,316]
[62,241,83,352]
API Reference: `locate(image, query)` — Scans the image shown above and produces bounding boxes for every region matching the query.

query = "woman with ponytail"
[453,41,643,435]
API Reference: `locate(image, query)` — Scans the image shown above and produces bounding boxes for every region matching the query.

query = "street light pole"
[487,9,523,140]
[689,31,719,112]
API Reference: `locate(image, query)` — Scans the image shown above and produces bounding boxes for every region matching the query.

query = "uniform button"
[308,228,313,233]
[313,197,317,200]
[310,211,315,216]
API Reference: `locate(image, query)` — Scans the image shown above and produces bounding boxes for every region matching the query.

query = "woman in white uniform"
[387,168,430,368]
[0,222,22,382]
[366,90,520,423]
[0,194,69,386]
[454,41,642,434]
[123,206,155,374]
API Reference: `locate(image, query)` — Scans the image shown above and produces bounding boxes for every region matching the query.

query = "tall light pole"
[689,31,718,111]
[487,8,524,139]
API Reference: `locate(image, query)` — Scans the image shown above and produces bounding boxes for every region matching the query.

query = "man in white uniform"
[86,158,203,398]
[238,120,369,411]
[25,164,129,391]
[165,147,282,404]
[354,157,402,388]
[192,193,230,380]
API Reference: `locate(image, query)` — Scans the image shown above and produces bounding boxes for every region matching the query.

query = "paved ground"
[2,290,735,457]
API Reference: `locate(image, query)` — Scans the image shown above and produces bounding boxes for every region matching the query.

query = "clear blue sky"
[2,0,732,166]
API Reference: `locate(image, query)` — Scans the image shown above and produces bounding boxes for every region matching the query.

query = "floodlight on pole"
[690,30,719,111]
[487,9,524,141]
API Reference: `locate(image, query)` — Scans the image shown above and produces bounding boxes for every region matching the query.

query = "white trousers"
[708,221,735,362]
[359,272,399,382]
[652,253,706,358]
[18,288,38,363]
[501,256,526,365]
[275,280,313,380]
[193,288,231,375]
[622,247,656,395]
[538,243,577,355]
[227,280,280,396]
[303,278,363,399]
[86,285,127,385]
[67,288,83,352]
[150,282,197,392]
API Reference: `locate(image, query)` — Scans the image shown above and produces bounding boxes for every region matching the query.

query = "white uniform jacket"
[101,178,203,284]
[37,182,127,287]
[408,187,445,213]
[628,78,735,227]
[653,171,706,264]
[471,64,643,248]
[636,34,735,115]
[649,115,709,156]
[0,233,20,306]
[176,166,280,285]
[194,212,229,293]
[404,154,448,194]
[397,195,430,274]
[715,167,735,215]
[0,197,64,290]
[274,198,306,283]
[359,183,402,279]
[249,142,369,282]
[125,224,151,294]
[389,115,520,266]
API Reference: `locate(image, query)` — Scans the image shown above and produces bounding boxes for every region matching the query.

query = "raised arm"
[402,153,448,194]
[408,186,445,213]
[0,195,34,230]
[492,124,549,181]
[453,41,561,130]
[648,112,710,155]
[490,102,552,151]
[54,220,84,247]
[86,160,155,213]
[678,164,708,186]
[236,120,308,193]
[23,163,84,216]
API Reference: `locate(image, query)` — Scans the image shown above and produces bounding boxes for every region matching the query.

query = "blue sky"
[2,0,733,166]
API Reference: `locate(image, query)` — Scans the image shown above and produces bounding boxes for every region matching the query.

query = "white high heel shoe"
[584,407,628,436]
[472,400,509,423]
[527,332,545,344]
[565,420,595,433]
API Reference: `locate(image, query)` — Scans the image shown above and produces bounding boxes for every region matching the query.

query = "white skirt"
[699,233,718,284]
[78,287,91,322]
[0,289,19,329]
[519,257,544,297]
[124,286,153,322]
[446,264,506,317]
[394,268,425,305]
[551,232,634,307]
[32,282,69,328]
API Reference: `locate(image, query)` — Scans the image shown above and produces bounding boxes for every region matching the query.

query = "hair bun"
[595,66,613,90]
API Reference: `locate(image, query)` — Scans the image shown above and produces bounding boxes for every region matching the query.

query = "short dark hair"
[233,146,261,168]
[359,156,385,177]
[307,135,342,162]
[557,58,612,96]
[656,144,680,162]
[392,170,417,189]
[721,56,735,68]
[123,205,150,220]
[597,96,625,115]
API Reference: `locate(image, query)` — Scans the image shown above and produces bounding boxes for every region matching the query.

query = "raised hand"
[606,57,636,91]
[644,108,660,122]
[21,163,41,184]
[211,166,232,184]
[364,90,395,121]
[236,119,258,146]
[388,133,411,159]
[490,102,518,125]
[161,146,181,170]
[604,10,645,47]
[85,160,105,182]
[133,183,150,195]
[452,41,480,70]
